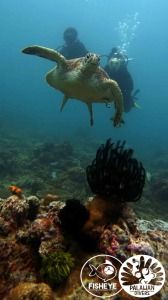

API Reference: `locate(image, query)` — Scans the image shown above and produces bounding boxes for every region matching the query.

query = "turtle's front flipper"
[60,95,69,112]
[86,103,94,126]
[22,45,66,65]
[105,79,124,127]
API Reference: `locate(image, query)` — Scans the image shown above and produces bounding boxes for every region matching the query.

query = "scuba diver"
[58,27,88,59]
[104,47,140,112]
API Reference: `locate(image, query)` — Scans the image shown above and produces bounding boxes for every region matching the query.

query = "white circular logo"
[80,254,122,298]
[119,255,165,298]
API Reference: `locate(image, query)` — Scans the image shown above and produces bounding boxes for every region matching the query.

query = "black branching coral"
[86,139,146,202]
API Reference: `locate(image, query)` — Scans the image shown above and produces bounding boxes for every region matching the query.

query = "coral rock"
[0,216,16,235]
[137,219,168,233]
[5,282,55,300]
[1,195,29,225]
[0,239,37,299]
[43,193,60,206]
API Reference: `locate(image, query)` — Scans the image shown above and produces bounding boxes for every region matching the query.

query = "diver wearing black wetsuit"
[105,47,135,112]
[59,27,88,59]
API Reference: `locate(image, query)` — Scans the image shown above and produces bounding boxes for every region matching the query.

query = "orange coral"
[5,282,55,300]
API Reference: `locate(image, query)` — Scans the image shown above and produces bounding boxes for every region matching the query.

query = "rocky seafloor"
[0,133,98,201]
[0,134,168,299]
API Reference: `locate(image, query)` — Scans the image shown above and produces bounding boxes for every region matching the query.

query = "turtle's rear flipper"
[60,95,69,112]
[22,45,66,65]
[86,103,94,126]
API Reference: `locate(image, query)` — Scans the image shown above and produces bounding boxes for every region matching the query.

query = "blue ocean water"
[0,0,168,157]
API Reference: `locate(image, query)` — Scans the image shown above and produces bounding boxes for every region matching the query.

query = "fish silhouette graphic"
[89,259,117,282]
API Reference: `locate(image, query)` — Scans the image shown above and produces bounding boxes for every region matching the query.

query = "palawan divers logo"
[119,255,165,298]
[80,254,122,298]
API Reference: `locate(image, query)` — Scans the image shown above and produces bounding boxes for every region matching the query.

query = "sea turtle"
[22,46,124,126]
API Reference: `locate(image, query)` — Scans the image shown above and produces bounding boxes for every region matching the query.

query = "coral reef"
[40,251,75,286]
[137,219,168,232]
[17,209,64,252]
[0,239,38,299]
[0,216,16,235]
[86,139,146,202]
[0,194,40,226]
[0,191,65,298]
[1,195,29,226]
[5,282,55,300]
[43,193,60,206]
[0,191,167,299]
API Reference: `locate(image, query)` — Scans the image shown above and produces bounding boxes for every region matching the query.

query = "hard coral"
[86,139,146,202]
[43,193,60,206]
[18,211,63,249]
[0,216,16,235]
[40,251,74,286]
[127,241,154,256]
[99,224,130,260]
[5,282,54,300]
[0,239,37,299]
[1,195,29,225]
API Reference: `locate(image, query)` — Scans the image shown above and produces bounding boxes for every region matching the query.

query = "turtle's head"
[84,53,100,67]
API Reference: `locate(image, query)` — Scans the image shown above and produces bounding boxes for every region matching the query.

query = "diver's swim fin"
[133,89,140,98]
[133,101,141,109]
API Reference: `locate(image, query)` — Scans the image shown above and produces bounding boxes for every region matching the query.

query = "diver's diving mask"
[108,57,122,71]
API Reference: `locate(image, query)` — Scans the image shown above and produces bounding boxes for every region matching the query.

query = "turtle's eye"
[86,53,92,59]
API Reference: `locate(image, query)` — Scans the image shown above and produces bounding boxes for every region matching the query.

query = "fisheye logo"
[80,254,122,298]
[119,255,165,298]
